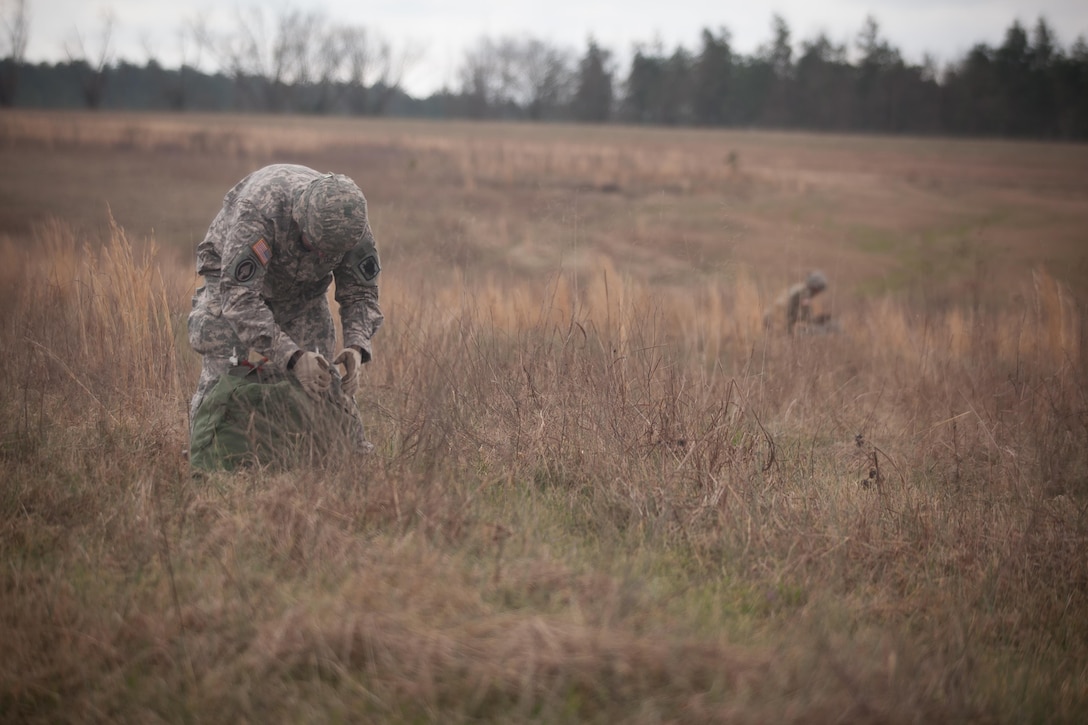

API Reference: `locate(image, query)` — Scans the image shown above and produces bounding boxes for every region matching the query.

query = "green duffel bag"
[189,364,364,472]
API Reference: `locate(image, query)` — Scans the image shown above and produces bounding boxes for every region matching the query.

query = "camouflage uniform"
[763,270,828,335]
[187,164,383,442]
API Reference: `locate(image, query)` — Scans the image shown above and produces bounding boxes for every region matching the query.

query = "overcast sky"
[18,0,1088,96]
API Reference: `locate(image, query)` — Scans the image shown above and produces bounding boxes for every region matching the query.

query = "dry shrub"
[0,215,187,442]
[367,257,1084,712]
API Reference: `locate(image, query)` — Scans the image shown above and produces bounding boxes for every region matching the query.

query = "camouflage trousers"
[187,278,370,449]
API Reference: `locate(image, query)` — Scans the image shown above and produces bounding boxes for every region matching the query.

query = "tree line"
[2,2,1086,140]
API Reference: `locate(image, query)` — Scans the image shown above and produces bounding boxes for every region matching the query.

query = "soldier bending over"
[187,164,383,451]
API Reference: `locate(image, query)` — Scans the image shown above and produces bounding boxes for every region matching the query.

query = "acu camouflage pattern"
[298,172,375,257]
[188,164,383,436]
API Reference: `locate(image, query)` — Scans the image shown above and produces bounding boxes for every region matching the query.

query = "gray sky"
[18,0,1088,96]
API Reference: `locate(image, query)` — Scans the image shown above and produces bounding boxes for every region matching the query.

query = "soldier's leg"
[187,280,244,430]
[189,354,233,423]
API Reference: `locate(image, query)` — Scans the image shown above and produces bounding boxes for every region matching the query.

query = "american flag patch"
[251,238,272,266]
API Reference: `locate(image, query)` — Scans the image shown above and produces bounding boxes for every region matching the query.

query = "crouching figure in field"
[763,269,839,336]
[187,164,383,461]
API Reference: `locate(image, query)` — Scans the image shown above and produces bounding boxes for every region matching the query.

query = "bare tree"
[342,26,420,115]
[143,15,205,110]
[0,0,30,106]
[305,23,351,113]
[293,17,419,115]
[458,37,502,117]
[197,5,312,111]
[197,4,416,115]
[519,38,575,119]
[457,35,574,119]
[65,9,115,109]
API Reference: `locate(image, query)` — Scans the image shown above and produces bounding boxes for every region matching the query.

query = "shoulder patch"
[339,241,381,286]
[235,257,258,283]
[251,238,272,266]
[227,252,264,287]
[358,254,380,281]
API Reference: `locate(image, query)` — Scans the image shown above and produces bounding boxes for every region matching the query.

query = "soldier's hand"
[333,347,362,397]
[292,351,332,398]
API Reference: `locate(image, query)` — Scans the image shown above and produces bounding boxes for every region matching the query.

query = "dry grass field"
[1,109,1087,723]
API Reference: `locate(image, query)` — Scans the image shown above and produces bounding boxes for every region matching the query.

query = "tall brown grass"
[2,207,1085,722]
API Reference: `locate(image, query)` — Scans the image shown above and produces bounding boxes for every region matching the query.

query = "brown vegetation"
[0,110,1086,722]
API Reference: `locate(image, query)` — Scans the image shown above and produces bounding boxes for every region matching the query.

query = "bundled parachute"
[189,363,367,472]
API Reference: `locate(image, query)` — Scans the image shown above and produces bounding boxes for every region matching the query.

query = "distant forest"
[1,4,1086,140]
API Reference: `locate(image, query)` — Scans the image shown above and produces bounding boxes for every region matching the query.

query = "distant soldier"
[187,164,383,450]
[763,270,832,335]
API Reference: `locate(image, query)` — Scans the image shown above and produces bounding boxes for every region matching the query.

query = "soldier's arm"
[217,205,301,370]
[334,228,383,362]
[798,296,813,324]
[786,291,801,333]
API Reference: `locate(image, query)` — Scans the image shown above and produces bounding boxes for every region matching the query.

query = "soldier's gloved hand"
[291,351,332,398]
[333,347,362,397]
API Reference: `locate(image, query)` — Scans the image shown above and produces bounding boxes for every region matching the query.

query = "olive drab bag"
[189,363,364,472]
